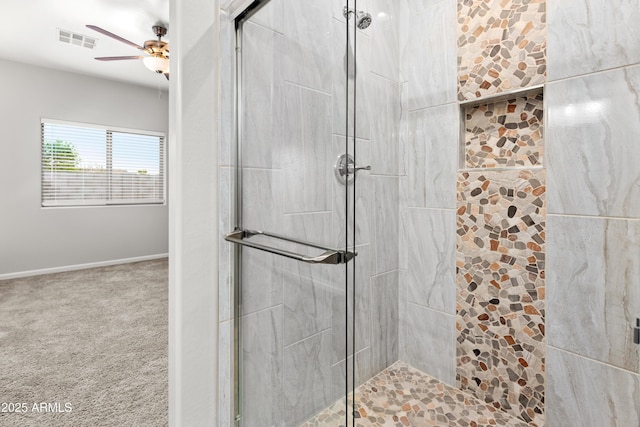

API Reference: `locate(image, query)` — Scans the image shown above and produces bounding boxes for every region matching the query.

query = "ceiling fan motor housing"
[152,25,167,38]
[144,39,168,54]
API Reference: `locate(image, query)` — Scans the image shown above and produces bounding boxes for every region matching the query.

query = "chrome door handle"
[224,228,356,265]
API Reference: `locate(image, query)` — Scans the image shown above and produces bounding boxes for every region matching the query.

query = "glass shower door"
[230,1,364,426]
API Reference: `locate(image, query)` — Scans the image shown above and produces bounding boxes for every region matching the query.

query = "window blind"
[41,119,165,207]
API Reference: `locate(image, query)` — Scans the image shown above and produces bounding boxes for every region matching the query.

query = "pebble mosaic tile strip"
[300,361,531,427]
[464,94,544,169]
[456,169,545,426]
[457,0,547,101]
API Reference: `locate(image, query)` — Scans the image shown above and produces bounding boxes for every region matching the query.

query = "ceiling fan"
[86,24,170,80]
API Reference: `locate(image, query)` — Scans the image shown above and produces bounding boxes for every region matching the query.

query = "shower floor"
[300,361,531,427]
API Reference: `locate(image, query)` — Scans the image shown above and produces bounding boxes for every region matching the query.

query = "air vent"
[58,29,97,49]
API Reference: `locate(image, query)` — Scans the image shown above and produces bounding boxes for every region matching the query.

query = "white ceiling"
[0,0,170,90]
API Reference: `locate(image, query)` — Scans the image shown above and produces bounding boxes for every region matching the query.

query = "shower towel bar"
[224,228,356,265]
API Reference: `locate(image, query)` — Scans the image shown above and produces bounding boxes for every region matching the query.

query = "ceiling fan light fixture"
[143,55,169,74]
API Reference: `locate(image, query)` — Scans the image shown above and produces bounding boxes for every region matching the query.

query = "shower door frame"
[230,1,361,425]
[230,3,269,424]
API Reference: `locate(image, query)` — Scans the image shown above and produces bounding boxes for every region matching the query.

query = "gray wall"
[0,59,169,277]
[168,0,220,424]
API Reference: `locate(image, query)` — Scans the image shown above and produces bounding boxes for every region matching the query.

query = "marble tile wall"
[402,301,457,385]
[361,0,403,395]
[370,270,399,376]
[282,330,333,425]
[398,0,459,391]
[331,245,373,366]
[367,0,401,82]
[457,0,547,101]
[281,83,332,214]
[547,215,640,373]
[373,176,400,275]
[240,306,284,425]
[280,0,333,94]
[240,20,282,170]
[400,0,457,110]
[369,74,402,177]
[547,0,640,81]
[547,347,640,426]
[545,2,640,421]
[404,103,459,210]
[546,66,640,218]
[331,19,371,141]
[400,208,456,315]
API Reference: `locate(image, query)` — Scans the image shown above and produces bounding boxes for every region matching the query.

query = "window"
[41,119,165,207]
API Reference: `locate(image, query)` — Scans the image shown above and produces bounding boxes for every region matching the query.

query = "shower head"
[356,11,372,29]
[356,12,372,29]
[343,7,373,30]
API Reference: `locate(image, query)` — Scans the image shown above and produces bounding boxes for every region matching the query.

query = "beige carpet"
[0,259,168,427]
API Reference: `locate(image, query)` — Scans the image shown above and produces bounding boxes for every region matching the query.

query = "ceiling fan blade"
[86,25,145,50]
[95,56,145,61]
[164,73,169,81]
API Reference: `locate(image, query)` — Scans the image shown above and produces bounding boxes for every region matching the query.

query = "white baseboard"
[0,254,169,281]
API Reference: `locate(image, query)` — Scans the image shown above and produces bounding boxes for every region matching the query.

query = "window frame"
[40,118,166,208]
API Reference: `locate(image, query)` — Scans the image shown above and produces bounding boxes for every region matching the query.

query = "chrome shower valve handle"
[334,153,370,185]
[350,164,371,173]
